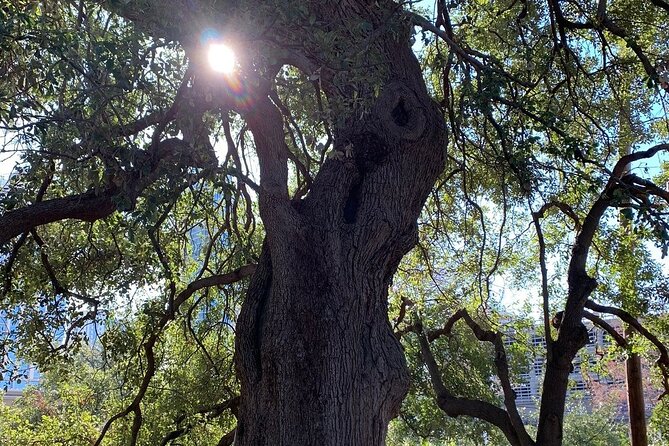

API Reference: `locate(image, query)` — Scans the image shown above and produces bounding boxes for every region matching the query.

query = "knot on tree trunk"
[374,83,427,142]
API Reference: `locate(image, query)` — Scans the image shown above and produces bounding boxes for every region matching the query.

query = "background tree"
[1,0,669,445]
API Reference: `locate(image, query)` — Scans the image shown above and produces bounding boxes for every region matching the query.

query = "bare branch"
[414,317,532,446]
[433,310,532,445]
[533,201,581,231]
[159,398,240,446]
[581,310,627,347]
[613,144,669,179]
[408,13,485,71]
[531,207,554,355]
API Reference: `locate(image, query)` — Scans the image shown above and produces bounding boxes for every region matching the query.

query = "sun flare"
[207,43,236,74]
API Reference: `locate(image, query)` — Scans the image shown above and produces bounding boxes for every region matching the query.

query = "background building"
[508,317,659,419]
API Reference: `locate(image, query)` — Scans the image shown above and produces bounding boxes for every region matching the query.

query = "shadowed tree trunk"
[234,39,446,444]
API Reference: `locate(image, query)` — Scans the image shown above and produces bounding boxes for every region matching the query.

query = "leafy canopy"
[1,0,669,444]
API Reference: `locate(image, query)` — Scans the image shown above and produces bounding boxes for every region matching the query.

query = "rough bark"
[534,147,662,445]
[234,42,446,446]
[534,167,613,446]
[536,275,594,446]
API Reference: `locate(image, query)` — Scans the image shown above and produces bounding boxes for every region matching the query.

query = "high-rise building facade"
[508,317,659,419]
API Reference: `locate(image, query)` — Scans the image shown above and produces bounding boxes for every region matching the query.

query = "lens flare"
[208,43,236,74]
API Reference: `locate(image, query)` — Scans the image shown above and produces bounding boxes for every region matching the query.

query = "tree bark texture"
[536,195,609,446]
[234,42,446,446]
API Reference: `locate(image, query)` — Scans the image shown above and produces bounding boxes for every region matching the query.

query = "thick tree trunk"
[234,41,446,445]
[234,240,411,445]
[535,344,579,446]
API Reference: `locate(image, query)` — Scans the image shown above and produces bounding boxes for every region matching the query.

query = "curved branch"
[533,201,581,231]
[534,145,669,443]
[612,144,669,178]
[566,144,669,300]
[531,207,554,355]
[0,133,223,245]
[415,318,533,446]
[432,310,532,445]
[581,310,627,347]
[160,398,239,446]
[584,300,669,366]
[30,228,101,307]
[408,13,485,71]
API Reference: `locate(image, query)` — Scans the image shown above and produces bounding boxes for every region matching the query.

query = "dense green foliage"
[1,0,669,444]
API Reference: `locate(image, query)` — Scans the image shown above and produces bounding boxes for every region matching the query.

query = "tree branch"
[3,161,54,293]
[581,310,627,347]
[531,208,554,356]
[159,398,240,446]
[533,201,581,231]
[244,93,290,200]
[585,299,669,397]
[0,188,119,245]
[216,428,237,446]
[415,318,532,446]
[93,266,255,446]
[408,12,485,71]
[647,0,669,14]
[0,132,223,245]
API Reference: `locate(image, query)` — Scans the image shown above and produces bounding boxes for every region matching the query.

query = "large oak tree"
[1,0,669,445]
